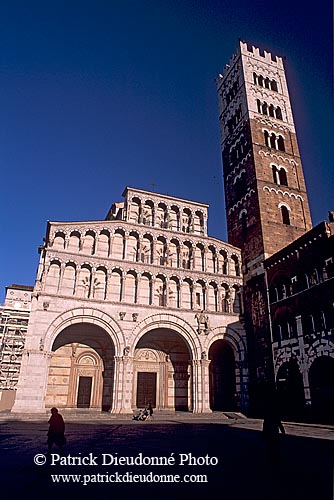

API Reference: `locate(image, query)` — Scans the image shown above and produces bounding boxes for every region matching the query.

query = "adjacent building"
[0,284,33,410]
[265,219,334,421]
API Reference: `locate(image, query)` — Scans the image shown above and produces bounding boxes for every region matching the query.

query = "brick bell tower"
[217,40,312,276]
[216,41,313,413]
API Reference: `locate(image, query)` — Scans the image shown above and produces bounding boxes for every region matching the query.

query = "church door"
[136,372,157,408]
[77,376,92,408]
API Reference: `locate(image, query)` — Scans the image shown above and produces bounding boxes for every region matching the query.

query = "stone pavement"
[0,413,333,500]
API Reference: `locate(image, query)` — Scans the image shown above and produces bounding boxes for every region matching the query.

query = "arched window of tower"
[279,204,291,225]
[271,79,278,92]
[278,168,288,186]
[272,165,279,184]
[271,165,288,186]
[264,130,270,148]
[270,132,276,148]
[277,135,285,152]
[263,130,285,151]
[239,209,247,235]
[252,73,278,92]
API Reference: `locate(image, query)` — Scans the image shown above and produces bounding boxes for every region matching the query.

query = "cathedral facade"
[12,187,247,414]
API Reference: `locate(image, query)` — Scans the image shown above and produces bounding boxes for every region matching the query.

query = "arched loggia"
[133,328,192,411]
[45,323,115,412]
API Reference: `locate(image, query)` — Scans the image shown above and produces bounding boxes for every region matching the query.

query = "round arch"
[206,326,247,362]
[208,339,236,411]
[206,326,248,412]
[44,307,126,356]
[130,314,201,359]
[133,327,193,412]
[46,319,118,413]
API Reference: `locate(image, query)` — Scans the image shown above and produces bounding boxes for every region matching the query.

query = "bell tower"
[217,40,312,278]
[217,41,313,411]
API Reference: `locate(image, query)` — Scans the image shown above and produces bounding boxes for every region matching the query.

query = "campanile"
[217,40,312,278]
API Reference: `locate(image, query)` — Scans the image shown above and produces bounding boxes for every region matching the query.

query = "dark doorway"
[77,376,92,408]
[136,372,157,408]
[276,359,305,419]
[209,340,236,411]
[135,328,191,411]
[309,356,334,423]
[52,323,115,411]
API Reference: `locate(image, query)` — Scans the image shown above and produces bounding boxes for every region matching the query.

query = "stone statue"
[195,310,210,334]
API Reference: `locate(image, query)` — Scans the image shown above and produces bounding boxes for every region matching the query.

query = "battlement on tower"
[239,40,284,68]
[217,40,284,84]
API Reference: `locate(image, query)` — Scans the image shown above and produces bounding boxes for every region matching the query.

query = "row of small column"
[52,232,239,275]
[42,261,241,312]
[126,201,207,235]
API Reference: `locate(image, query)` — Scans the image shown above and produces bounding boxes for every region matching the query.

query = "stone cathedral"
[12,187,247,414]
[6,41,333,417]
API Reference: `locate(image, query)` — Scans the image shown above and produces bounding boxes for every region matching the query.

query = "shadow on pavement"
[0,421,333,500]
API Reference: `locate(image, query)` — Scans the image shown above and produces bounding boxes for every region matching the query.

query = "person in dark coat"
[47,407,66,454]
[262,389,285,463]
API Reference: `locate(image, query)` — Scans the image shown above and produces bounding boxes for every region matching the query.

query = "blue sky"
[0,0,333,301]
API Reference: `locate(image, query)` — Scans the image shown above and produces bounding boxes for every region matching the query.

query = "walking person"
[47,407,66,455]
[262,388,285,464]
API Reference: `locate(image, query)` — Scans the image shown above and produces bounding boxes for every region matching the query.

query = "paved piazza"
[0,414,333,500]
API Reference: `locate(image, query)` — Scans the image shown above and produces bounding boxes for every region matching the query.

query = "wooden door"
[136,372,157,408]
[77,376,92,408]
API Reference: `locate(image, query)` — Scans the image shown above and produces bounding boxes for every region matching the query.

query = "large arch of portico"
[129,314,211,413]
[204,326,248,412]
[13,308,127,414]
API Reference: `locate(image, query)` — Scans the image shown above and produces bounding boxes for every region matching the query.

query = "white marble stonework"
[13,187,248,414]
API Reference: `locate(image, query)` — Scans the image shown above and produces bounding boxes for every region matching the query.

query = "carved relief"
[79,356,95,366]
[136,349,158,362]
